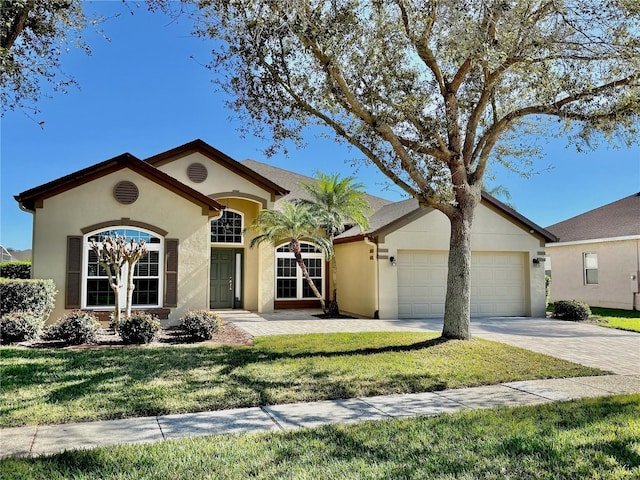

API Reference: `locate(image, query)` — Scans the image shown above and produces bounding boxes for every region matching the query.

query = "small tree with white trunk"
[90,234,148,329]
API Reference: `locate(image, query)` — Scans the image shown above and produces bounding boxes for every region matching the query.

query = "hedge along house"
[16,140,288,325]
[16,139,555,325]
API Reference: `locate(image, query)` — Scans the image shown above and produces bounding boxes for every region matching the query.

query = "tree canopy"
[152,0,640,338]
[1,0,90,114]
[183,0,639,207]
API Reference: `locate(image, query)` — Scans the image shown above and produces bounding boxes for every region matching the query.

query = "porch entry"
[210,248,243,309]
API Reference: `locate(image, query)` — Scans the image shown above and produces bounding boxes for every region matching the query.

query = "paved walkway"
[224,311,640,375]
[2,374,639,458]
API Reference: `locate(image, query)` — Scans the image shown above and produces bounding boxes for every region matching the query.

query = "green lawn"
[0,332,604,428]
[2,394,638,479]
[590,307,640,333]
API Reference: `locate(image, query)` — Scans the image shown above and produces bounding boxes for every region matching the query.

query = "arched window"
[275,242,324,299]
[83,228,163,309]
[211,210,243,244]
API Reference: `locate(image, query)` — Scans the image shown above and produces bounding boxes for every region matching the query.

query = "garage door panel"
[398,251,526,318]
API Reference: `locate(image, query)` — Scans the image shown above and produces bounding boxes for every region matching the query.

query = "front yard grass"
[590,307,640,333]
[0,332,605,427]
[2,394,638,479]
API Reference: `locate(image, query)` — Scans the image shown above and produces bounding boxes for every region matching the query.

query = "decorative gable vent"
[113,181,139,205]
[187,162,208,183]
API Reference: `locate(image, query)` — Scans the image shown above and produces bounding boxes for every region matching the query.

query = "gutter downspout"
[364,236,380,319]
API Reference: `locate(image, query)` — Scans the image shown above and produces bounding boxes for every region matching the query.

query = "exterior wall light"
[390,256,397,266]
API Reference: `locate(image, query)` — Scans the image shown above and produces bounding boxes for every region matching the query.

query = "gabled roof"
[241,159,392,213]
[15,153,224,216]
[546,192,640,242]
[146,139,289,199]
[335,192,557,243]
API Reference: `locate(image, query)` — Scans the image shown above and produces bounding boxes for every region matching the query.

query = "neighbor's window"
[211,210,243,244]
[84,228,162,308]
[275,242,324,300]
[583,253,598,285]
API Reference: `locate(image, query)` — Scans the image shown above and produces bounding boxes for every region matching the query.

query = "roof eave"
[15,153,224,215]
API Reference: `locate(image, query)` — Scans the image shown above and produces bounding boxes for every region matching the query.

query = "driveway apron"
[222,311,640,375]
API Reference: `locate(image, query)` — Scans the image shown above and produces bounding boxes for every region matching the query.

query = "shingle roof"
[336,198,419,240]
[546,192,640,242]
[240,159,392,213]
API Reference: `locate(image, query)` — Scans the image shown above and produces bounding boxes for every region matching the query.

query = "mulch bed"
[21,321,254,349]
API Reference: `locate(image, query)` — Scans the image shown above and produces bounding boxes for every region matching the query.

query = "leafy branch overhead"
[0,0,93,115]
[176,0,639,209]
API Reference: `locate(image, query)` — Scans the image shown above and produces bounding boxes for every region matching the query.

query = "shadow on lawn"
[0,334,452,423]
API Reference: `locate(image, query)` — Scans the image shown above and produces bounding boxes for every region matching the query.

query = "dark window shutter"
[66,236,83,308]
[164,239,179,307]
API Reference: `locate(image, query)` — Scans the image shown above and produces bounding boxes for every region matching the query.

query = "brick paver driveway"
[222,311,640,375]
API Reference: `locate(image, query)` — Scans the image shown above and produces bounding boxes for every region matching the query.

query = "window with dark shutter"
[164,239,179,307]
[66,236,83,308]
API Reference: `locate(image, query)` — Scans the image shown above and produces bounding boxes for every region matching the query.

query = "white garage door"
[397,251,526,318]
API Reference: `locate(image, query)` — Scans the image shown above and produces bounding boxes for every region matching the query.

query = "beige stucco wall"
[157,153,278,313]
[334,241,377,318]
[373,203,546,319]
[31,168,211,325]
[156,152,275,207]
[547,238,640,310]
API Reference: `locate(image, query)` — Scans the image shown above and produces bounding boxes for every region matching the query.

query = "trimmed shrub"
[43,311,101,345]
[0,262,31,279]
[553,300,591,321]
[181,310,221,341]
[118,313,160,344]
[0,279,56,322]
[0,311,43,343]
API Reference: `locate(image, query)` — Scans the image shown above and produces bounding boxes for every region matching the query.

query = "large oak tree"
[160,0,638,339]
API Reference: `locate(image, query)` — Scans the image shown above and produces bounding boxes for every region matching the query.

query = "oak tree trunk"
[442,205,476,340]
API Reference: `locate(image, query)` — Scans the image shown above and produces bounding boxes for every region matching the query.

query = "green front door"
[210,249,235,309]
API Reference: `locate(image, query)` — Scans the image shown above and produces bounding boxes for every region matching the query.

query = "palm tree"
[484,184,516,209]
[299,172,371,316]
[249,201,334,312]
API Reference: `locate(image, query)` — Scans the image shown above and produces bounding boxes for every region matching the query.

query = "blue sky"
[2,1,639,251]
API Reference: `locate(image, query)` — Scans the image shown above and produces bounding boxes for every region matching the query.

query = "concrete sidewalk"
[2,374,639,459]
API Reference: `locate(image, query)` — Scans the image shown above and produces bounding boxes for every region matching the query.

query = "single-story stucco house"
[546,192,640,310]
[15,139,555,325]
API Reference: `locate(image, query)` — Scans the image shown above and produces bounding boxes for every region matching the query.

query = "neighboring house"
[0,245,13,262]
[15,139,555,324]
[546,192,640,310]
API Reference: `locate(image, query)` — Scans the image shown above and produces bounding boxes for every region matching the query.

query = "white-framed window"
[83,228,163,309]
[211,210,243,244]
[583,252,598,285]
[275,242,324,299]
